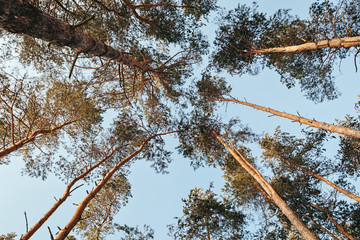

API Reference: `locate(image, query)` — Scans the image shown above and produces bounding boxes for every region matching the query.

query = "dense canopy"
[0,0,359,239]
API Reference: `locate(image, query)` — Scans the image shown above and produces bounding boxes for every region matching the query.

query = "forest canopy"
[0,0,360,239]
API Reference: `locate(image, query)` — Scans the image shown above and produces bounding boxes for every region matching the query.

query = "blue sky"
[1,0,359,239]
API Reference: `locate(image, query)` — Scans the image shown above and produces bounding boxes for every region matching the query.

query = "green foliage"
[54,108,173,184]
[0,233,16,240]
[337,115,360,177]
[0,69,102,174]
[11,0,217,103]
[168,186,246,239]
[212,3,269,75]
[259,128,360,239]
[74,174,132,240]
[2,0,360,239]
[212,0,359,102]
[116,224,154,240]
[176,74,255,169]
[176,110,255,169]
[111,110,173,173]
[222,148,264,207]
[260,128,330,173]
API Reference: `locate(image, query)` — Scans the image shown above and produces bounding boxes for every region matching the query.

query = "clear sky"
[1,0,359,239]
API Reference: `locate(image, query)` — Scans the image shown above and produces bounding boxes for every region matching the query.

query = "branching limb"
[20,145,120,240]
[55,131,175,239]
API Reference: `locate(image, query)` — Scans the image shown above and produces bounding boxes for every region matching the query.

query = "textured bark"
[0,120,75,158]
[292,163,360,203]
[217,97,360,139]
[246,36,360,54]
[20,146,120,240]
[0,0,158,74]
[213,132,319,240]
[55,132,173,240]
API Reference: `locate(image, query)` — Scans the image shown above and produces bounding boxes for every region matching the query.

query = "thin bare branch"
[215,96,360,139]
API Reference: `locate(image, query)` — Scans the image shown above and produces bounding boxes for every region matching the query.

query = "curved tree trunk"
[0,0,158,74]
[213,131,319,240]
[246,36,360,55]
[216,97,360,139]
[55,132,173,240]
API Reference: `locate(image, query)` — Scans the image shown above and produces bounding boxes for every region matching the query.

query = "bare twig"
[48,226,54,240]
[68,51,80,79]
[24,211,28,232]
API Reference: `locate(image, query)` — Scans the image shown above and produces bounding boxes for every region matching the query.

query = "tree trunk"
[54,132,173,240]
[205,215,211,240]
[20,145,120,240]
[216,97,360,139]
[0,120,75,158]
[246,36,360,55]
[212,131,319,240]
[292,162,360,203]
[0,0,158,74]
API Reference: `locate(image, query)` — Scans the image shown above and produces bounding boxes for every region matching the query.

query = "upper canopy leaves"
[212,0,360,102]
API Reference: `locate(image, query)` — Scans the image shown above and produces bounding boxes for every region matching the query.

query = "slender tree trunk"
[216,97,360,139]
[205,215,211,240]
[0,120,75,158]
[20,145,120,240]
[0,0,157,74]
[55,132,173,240]
[291,162,360,203]
[212,131,319,240]
[246,36,360,55]
[309,204,356,240]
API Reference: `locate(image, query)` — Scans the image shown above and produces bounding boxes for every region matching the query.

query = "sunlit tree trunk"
[246,36,360,55]
[205,215,211,240]
[0,0,158,74]
[216,97,360,139]
[212,131,319,240]
[20,145,120,240]
[0,121,75,159]
[55,132,173,240]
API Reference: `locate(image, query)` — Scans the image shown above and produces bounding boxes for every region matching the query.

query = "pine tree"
[168,186,246,240]
[212,0,360,102]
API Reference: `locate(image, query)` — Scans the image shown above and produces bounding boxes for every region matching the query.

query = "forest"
[0,0,360,239]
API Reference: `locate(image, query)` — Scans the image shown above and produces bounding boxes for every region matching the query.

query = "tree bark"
[0,0,158,74]
[54,132,173,240]
[246,36,360,55]
[212,131,319,240]
[216,97,360,139]
[20,145,120,240]
[0,120,75,158]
